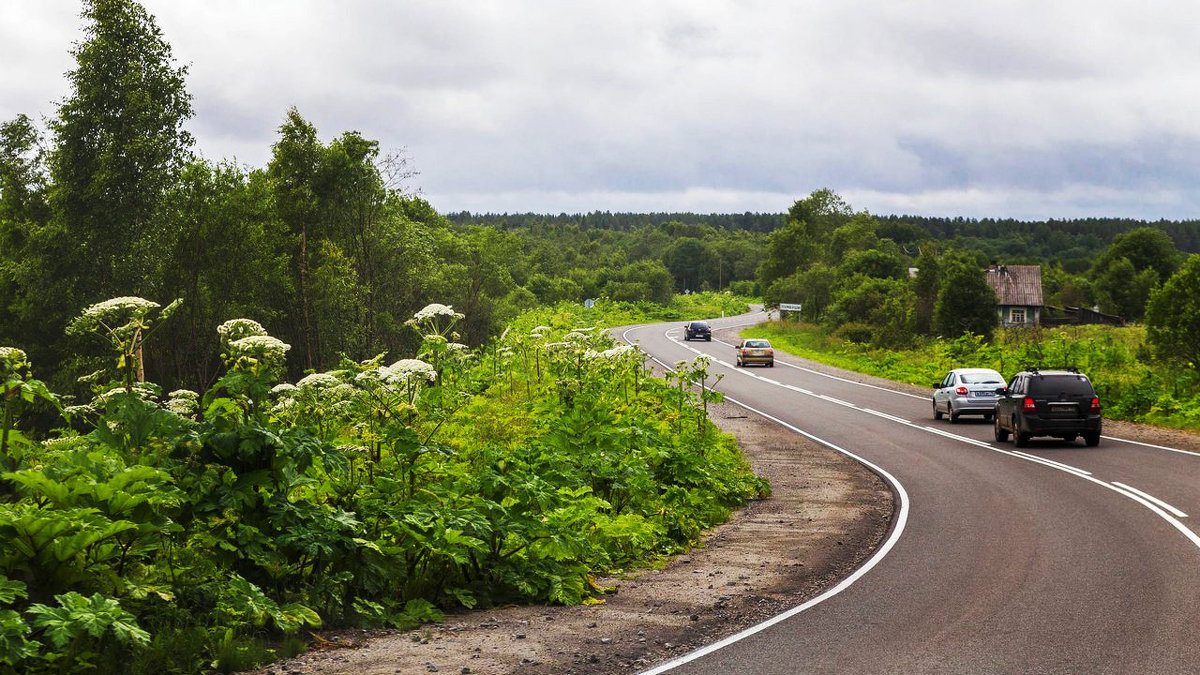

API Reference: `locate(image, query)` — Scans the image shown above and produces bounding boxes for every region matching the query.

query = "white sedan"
[932,368,1005,423]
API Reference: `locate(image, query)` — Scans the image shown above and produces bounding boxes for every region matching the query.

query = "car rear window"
[744,340,770,348]
[961,372,1003,384]
[1028,375,1095,396]
[691,322,709,328]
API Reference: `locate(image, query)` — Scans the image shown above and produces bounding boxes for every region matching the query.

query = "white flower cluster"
[68,296,160,334]
[591,345,635,360]
[88,383,160,410]
[0,346,28,374]
[217,318,268,344]
[228,335,291,362]
[530,325,552,337]
[410,303,464,323]
[270,383,298,396]
[165,389,199,417]
[297,372,341,391]
[562,331,588,342]
[382,358,437,384]
[81,296,160,320]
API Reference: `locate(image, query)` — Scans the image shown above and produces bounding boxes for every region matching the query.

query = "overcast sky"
[3,1,1199,219]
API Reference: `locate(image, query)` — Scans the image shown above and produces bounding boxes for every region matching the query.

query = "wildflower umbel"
[217,319,268,345]
[228,335,291,363]
[0,347,28,375]
[383,359,437,384]
[408,304,464,324]
[68,297,160,333]
[297,372,341,391]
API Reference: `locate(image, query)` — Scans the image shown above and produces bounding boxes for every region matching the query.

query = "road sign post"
[778,302,802,320]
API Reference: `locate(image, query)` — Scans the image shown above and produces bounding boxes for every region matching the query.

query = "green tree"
[757,189,853,288]
[0,116,51,348]
[155,160,291,390]
[911,245,940,335]
[837,249,906,281]
[1041,263,1092,309]
[1092,256,1157,321]
[934,252,996,340]
[48,0,193,297]
[1089,227,1182,284]
[1146,254,1200,370]
[663,237,717,291]
[267,108,323,371]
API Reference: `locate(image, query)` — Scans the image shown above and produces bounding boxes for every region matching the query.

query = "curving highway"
[625,310,1200,674]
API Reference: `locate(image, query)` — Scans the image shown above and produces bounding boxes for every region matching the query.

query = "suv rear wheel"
[1014,431,1031,447]
[993,416,1009,442]
[1084,432,1101,447]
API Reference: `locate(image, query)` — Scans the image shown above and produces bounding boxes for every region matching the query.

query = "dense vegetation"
[0,296,765,672]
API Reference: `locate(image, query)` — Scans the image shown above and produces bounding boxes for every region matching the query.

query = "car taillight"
[1089,397,1101,413]
[1023,397,1037,412]
[768,349,773,355]
[955,386,969,396]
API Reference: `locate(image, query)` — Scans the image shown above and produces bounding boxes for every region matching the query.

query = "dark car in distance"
[993,368,1102,447]
[683,321,712,341]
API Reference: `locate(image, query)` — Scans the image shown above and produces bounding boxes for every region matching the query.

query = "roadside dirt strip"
[259,397,895,675]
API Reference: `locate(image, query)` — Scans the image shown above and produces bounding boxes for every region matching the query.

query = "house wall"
[997,305,1040,327]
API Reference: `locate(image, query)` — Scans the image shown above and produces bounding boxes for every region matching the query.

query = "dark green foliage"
[1146,254,1200,369]
[934,252,997,341]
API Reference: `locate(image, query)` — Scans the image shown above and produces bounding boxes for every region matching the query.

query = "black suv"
[683,321,712,341]
[993,368,1102,447]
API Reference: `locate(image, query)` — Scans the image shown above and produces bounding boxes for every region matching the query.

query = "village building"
[986,264,1043,327]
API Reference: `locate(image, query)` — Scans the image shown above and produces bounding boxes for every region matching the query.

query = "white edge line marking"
[1112,482,1188,518]
[1101,435,1198,456]
[621,324,911,675]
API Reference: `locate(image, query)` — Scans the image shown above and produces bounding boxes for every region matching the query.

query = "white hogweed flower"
[297,372,341,391]
[166,389,199,416]
[596,345,635,360]
[229,335,291,363]
[383,358,437,383]
[408,303,464,324]
[217,318,268,344]
[67,296,160,335]
[270,383,298,396]
[562,331,588,342]
[0,347,28,374]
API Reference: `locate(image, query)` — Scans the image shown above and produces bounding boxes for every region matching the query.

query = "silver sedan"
[932,368,1005,423]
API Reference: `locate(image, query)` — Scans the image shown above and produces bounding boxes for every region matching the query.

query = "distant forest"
[451,211,1200,274]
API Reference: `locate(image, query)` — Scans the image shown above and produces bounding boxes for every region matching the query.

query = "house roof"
[986,265,1043,306]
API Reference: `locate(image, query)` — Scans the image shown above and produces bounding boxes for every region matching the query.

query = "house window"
[1010,308,1026,324]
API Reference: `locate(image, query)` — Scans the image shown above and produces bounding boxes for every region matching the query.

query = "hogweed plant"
[66,297,182,393]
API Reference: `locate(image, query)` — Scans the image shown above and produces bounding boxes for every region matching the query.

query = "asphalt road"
[624,311,1200,674]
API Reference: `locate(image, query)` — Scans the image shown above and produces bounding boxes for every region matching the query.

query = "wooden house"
[986,265,1043,327]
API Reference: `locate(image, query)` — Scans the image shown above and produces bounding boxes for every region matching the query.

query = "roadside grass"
[743,320,1200,432]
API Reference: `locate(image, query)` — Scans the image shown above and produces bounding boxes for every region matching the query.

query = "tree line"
[0,1,769,401]
[755,189,1197,354]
